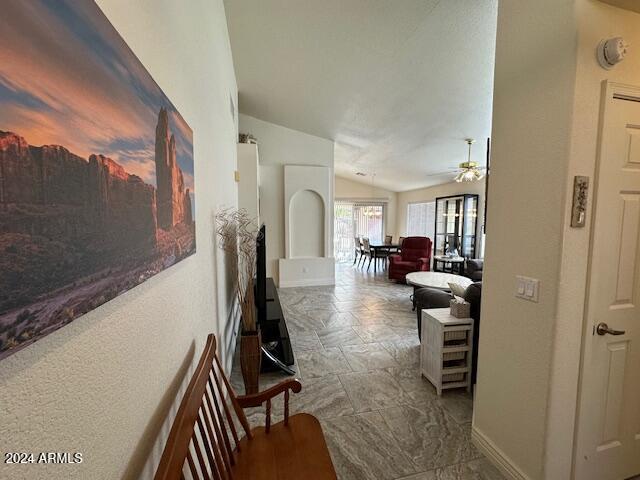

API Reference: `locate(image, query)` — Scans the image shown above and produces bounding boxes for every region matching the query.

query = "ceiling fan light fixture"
[453,139,484,183]
[455,170,476,183]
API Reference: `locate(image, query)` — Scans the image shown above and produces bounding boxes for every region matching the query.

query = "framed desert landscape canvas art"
[0,1,196,360]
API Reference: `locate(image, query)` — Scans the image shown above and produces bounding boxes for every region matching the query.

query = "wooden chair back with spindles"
[155,334,337,480]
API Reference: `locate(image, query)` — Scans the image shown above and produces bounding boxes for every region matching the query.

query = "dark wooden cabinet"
[434,194,479,260]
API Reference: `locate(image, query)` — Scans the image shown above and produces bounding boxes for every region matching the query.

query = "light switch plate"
[516,276,540,302]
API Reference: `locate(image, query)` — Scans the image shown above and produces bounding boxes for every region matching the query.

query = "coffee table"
[405,271,473,310]
[406,271,473,290]
[433,255,465,275]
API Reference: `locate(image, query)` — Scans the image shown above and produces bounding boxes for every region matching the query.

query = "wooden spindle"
[284,389,290,426]
[191,432,211,480]
[186,449,198,479]
[206,378,235,464]
[209,370,240,448]
[200,395,231,478]
[266,399,271,433]
[196,412,220,480]
[214,355,253,440]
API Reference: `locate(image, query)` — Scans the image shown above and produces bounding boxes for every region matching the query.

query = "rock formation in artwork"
[155,107,191,230]
[0,131,157,249]
[0,132,88,205]
[184,188,192,225]
[86,154,158,247]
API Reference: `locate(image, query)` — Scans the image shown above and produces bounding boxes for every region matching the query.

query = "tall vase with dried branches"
[216,208,263,394]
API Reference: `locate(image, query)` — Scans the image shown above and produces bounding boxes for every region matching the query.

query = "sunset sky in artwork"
[0,0,194,195]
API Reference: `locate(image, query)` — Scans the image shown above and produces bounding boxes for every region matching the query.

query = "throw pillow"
[448,282,467,299]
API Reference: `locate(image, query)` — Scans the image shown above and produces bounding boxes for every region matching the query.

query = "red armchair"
[388,236,432,282]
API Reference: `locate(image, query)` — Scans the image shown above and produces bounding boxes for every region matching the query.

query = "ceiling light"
[454,139,485,183]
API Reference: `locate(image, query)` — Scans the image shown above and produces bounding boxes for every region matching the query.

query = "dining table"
[368,243,401,272]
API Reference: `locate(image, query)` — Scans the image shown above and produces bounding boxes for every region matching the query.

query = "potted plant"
[215,208,262,394]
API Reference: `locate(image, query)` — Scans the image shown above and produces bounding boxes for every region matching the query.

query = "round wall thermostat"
[598,37,629,70]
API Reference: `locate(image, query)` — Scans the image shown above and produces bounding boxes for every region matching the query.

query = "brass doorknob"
[596,323,626,336]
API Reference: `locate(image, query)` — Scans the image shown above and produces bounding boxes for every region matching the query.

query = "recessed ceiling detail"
[225,0,498,192]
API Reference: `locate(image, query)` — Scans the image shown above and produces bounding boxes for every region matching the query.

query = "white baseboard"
[471,426,531,480]
[279,277,335,288]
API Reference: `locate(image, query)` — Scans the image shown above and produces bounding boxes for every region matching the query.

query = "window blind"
[407,201,435,239]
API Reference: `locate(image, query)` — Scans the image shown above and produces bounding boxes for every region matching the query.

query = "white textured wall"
[334,176,399,238]
[472,1,579,478]
[546,2,640,478]
[238,114,334,284]
[284,166,332,259]
[280,165,335,287]
[0,1,239,479]
[237,143,260,223]
[290,190,324,257]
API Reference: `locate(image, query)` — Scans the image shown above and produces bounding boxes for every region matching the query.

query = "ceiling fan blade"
[424,170,457,177]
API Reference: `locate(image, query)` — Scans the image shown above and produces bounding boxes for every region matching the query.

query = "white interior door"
[574,84,640,480]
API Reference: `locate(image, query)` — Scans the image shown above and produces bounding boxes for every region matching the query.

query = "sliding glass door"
[334,202,355,263]
[334,201,385,263]
[353,204,384,245]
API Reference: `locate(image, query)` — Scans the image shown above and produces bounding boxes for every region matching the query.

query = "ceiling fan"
[425,139,487,182]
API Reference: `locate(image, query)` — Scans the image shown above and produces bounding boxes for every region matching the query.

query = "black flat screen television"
[255,224,267,324]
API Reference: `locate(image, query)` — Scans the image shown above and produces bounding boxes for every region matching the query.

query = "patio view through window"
[334,201,385,263]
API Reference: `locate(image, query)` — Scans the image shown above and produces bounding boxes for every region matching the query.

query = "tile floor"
[231,262,504,480]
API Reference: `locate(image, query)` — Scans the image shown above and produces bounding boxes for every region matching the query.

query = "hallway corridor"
[232,264,502,480]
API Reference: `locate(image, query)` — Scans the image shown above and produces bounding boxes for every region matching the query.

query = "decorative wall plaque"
[571,176,589,228]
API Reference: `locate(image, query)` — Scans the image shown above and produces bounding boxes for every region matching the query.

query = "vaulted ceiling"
[600,0,640,14]
[224,0,498,192]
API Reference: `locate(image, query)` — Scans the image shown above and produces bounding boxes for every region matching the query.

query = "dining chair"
[384,235,393,245]
[377,249,391,270]
[361,237,373,270]
[353,236,363,265]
